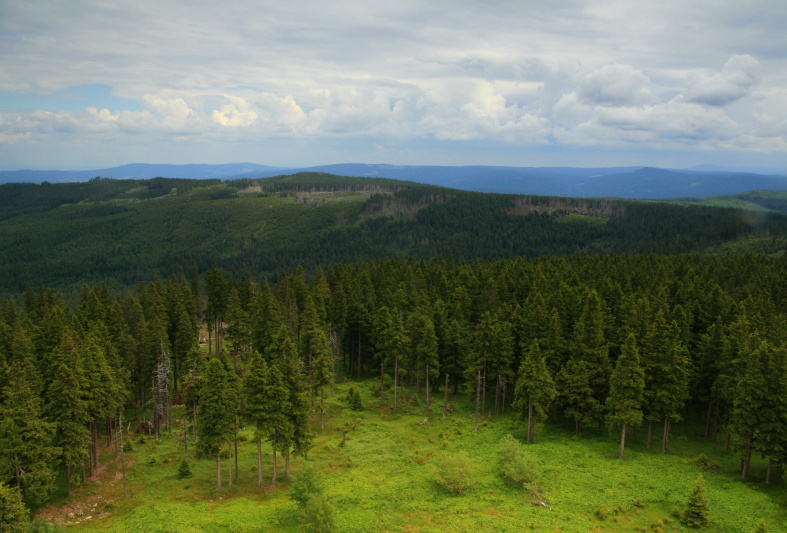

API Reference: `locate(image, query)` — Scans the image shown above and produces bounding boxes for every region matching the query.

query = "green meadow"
[41,381,785,533]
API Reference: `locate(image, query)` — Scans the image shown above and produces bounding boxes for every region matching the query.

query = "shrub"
[346,386,364,411]
[303,493,336,533]
[291,466,321,508]
[681,474,710,529]
[177,459,192,479]
[0,481,29,533]
[497,434,540,485]
[595,507,608,520]
[434,451,476,495]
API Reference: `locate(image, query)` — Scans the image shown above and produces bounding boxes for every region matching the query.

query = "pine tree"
[557,290,610,432]
[244,352,290,487]
[45,331,90,498]
[682,474,710,529]
[408,308,439,413]
[271,328,312,478]
[310,330,334,430]
[0,481,29,533]
[196,357,235,491]
[514,339,556,443]
[605,333,645,459]
[0,359,59,502]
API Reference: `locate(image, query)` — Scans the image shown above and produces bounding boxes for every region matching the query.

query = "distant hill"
[0,163,284,184]
[1,173,785,295]
[239,164,787,199]
[2,162,787,199]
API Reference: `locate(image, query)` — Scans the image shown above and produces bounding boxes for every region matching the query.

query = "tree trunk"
[494,375,500,417]
[474,371,481,433]
[357,332,362,380]
[271,443,278,487]
[193,400,199,444]
[393,357,399,412]
[741,437,753,481]
[442,374,449,419]
[285,448,290,479]
[765,457,772,485]
[66,465,73,498]
[380,358,385,407]
[215,451,222,491]
[646,420,653,448]
[619,423,627,460]
[703,400,713,440]
[228,441,233,489]
[320,389,325,430]
[724,413,732,453]
[527,401,535,444]
[660,416,670,453]
[481,368,487,414]
[256,438,263,488]
[425,364,430,414]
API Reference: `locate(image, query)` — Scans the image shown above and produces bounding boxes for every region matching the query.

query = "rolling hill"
[3,163,787,199]
[1,173,785,296]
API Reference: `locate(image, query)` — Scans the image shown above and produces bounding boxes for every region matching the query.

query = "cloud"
[577,64,657,107]
[685,54,761,106]
[212,96,258,127]
[0,2,786,167]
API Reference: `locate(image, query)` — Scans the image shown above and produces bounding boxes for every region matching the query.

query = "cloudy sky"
[1,0,786,170]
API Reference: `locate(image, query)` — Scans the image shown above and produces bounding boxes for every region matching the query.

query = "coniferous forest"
[0,175,786,532]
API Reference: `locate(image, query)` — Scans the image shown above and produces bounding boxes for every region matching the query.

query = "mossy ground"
[37,381,786,532]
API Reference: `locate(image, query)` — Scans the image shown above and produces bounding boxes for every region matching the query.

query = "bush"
[0,482,29,533]
[302,493,336,533]
[497,434,540,485]
[346,386,364,411]
[290,466,321,508]
[434,451,476,495]
[177,459,192,479]
[681,475,710,529]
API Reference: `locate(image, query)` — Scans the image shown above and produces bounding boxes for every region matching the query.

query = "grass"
[37,380,786,532]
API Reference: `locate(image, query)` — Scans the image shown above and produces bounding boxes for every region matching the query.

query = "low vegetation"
[25,381,785,532]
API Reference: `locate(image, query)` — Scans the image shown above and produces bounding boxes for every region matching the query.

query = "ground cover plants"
[33,380,785,533]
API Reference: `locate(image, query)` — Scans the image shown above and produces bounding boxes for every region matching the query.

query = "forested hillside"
[1,255,785,531]
[1,174,786,296]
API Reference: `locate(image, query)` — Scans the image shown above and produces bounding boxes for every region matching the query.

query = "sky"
[1,0,786,171]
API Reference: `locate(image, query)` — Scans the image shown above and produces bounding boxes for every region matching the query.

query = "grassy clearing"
[39,380,786,532]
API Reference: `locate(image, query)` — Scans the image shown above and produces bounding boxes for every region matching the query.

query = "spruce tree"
[0,481,29,533]
[514,339,556,443]
[682,474,710,529]
[605,333,645,459]
[244,352,290,487]
[45,331,90,498]
[196,357,235,491]
[0,359,59,502]
[310,330,334,430]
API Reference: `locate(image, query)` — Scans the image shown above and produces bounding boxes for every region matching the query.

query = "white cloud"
[0,1,786,167]
[577,64,657,107]
[212,96,258,127]
[685,54,761,106]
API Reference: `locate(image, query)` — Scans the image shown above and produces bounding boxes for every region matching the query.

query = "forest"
[0,253,785,532]
[1,174,786,296]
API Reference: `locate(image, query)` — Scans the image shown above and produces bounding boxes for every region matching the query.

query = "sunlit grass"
[48,380,786,532]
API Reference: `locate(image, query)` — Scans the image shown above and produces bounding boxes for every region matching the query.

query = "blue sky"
[1,0,786,171]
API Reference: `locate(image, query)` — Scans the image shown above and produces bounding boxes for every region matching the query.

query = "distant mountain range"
[2,162,787,199]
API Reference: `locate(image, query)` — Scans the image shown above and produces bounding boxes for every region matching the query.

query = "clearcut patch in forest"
[39,380,785,533]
